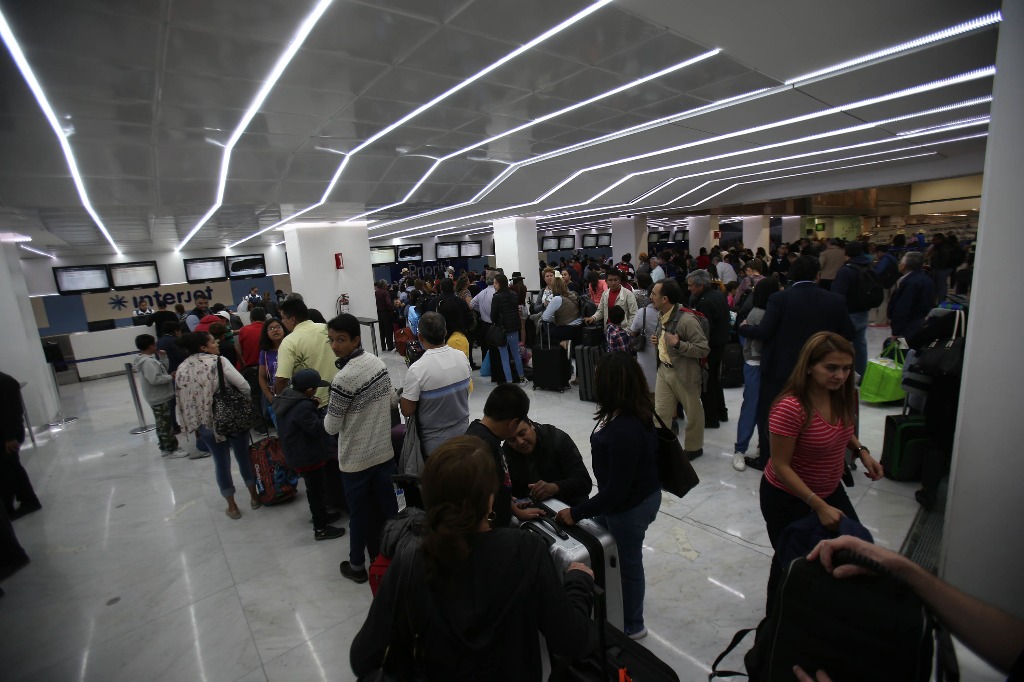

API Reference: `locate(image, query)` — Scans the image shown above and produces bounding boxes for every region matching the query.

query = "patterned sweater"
[324,351,396,473]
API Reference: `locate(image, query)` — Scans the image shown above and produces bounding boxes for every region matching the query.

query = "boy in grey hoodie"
[134,334,183,457]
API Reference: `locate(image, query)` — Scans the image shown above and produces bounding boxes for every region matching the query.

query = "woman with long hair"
[555,353,661,640]
[351,436,594,679]
[541,274,583,352]
[175,331,260,519]
[586,269,607,306]
[759,332,883,600]
[257,318,288,426]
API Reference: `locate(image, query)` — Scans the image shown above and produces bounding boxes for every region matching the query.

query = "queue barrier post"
[46,362,78,427]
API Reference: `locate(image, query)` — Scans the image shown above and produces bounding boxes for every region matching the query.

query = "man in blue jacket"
[888,251,935,340]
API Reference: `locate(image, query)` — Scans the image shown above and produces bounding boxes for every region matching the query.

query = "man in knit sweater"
[324,314,399,584]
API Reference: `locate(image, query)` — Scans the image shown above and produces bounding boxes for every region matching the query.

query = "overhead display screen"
[109,261,160,290]
[370,246,396,264]
[436,242,460,259]
[541,237,559,250]
[183,257,227,283]
[459,241,482,257]
[673,230,689,242]
[397,244,423,262]
[582,235,598,248]
[597,234,611,246]
[53,265,111,295]
[226,254,267,279]
[558,236,575,250]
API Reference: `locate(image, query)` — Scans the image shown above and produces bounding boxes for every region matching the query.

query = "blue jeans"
[496,330,524,382]
[595,488,662,635]
[734,362,761,454]
[340,460,398,568]
[196,426,254,497]
[850,310,869,378]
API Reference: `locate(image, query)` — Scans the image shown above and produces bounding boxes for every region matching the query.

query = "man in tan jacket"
[650,280,710,459]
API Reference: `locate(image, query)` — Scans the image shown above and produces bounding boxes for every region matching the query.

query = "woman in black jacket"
[490,274,526,384]
[351,436,595,680]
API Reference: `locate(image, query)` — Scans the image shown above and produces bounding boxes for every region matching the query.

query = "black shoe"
[10,500,41,520]
[684,448,703,461]
[314,525,346,541]
[704,420,720,429]
[719,412,729,423]
[744,456,765,471]
[914,489,936,512]
[340,561,369,583]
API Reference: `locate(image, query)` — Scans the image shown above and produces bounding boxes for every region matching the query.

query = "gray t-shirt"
[743,307,765,363]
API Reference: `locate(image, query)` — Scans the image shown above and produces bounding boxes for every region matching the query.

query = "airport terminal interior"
[0,0,1020,680]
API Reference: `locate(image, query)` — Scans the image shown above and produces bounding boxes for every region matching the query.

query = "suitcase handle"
[539,516,570,540]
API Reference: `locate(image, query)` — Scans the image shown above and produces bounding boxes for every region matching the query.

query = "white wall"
[19,244,288,296]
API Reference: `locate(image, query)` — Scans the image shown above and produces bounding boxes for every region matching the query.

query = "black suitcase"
[581,324,604,348]
[881,402,928,482]
[721,341,744,388]
[574,344,603,402]
[533,324,571,392]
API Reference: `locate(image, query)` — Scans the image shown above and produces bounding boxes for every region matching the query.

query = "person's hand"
[793,665,832,682]
[567,562,594,579]
[5,439,19,455]
[860,452,884,480]
[311,396,322,407]
[554,508,575,526]
[815,504,845,532]
[511,502,545,522]
[807,535,903,579]
[584,316,594,324]
[649,334,658,346]
[664,331,679,348]
[528,480,559,502]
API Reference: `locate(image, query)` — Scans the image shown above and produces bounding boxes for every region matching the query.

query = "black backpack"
[846,263,884,311]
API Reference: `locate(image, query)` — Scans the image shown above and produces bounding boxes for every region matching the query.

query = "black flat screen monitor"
[582,235,598,248]
[370,246,396,265]
[558,236,575,250]
[53,265,111,295]
[541,237,559,251]
[597,234,612,247]
[673,230,689,242]
[459,241,482,258]
[397,244,423,262]
[183,257,227,283]
[87,319,116,332]
[226,254,267,279]
[436,242,460,259]
[109,261,160,290]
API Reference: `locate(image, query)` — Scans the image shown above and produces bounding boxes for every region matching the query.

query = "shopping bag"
[480,351,491,377]
[860,344,905,403]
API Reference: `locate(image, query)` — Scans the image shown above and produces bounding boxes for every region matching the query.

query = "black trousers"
[700,345,726,421]
[760,476,858,613]
[299,466,329,530]
[0,503,29,580]
[377,311,394,351]
[0,449,39,517]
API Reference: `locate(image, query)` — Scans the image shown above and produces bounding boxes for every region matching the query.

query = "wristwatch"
[856,446,869,453]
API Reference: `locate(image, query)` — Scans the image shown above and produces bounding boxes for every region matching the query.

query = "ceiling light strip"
[0,9,122,254]
[368,13,1000,232]
[176,0,335,251]
[19,244,57,258]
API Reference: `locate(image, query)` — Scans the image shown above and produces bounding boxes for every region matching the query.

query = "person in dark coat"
[373,280,394,352]
[686,269,732,427]
[888,251,935,340]
[831,241,874,377]
[0,371,40,520]
[272,368,346,541]
[740,256,855,470]
[503,420,593,507]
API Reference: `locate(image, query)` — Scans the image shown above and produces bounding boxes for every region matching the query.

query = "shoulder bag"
[628,307,647,354]
[212,356,259,435]
[653,413,700,499]
[911,309,967,378]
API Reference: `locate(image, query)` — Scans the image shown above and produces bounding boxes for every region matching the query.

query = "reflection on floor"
[0,328,1003,681]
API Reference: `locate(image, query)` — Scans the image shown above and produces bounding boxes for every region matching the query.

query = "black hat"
[510,272,525,281]
[292,369,330,392]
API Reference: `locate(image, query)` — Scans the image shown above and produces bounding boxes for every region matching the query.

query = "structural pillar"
[492,217,541,290]
[742,216,770,254]
[688,216,717,255]
[1,245,59,425]
[610,216,646,268]
[282,223,375,321]
[941,0,1024,620]
[781,216,801,244]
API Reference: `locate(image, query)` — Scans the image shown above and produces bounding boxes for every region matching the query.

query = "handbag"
[212,356,259,435]
[653,413,700,499]
[628,307,647,353]
[912,309,966,378]
[485,323,506,348]
[399,413,426,477]
[860,343,906,403]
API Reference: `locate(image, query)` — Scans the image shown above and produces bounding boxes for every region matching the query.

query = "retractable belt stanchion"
[124,362,155,435]
[46,362,78,427]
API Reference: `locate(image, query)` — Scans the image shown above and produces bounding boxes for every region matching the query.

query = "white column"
[1,246,59,425]
[282,223,376,321]
[781,216,802,244]
[941,0,1024,620]
[688,216,717,254]
[611,216,646,267]
[742,216,770,253]
[492,217,541,290]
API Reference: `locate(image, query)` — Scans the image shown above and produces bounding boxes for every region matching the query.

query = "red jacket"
[237,322,264,368]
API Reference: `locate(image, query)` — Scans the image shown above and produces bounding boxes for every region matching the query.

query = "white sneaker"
[188,450,211,460]
[166,449,190,459]
[732,452,747,472]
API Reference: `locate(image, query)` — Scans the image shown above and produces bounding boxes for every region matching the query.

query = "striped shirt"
[765,395,853,497]
[402,345,472,457]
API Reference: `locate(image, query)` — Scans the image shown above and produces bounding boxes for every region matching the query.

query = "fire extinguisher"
[336,293,350,316]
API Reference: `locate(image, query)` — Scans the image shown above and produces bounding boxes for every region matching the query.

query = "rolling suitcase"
[574,344,603,402]
[249,436,299,505]
[533,323,571,392]
[881,400,928,482]
[522,498,624,632]
[720,340,744,388]
[581,324,604,348]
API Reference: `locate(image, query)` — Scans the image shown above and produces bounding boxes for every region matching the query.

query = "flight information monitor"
[226,254,267,279]
[53,265,111,295]
[183,257,227,283]
[109,261,160,290]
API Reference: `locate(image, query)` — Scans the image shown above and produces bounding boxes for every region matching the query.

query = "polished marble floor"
[1,328,1002,681]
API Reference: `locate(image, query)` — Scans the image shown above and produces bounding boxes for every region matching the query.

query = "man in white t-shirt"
[400,312,472,458]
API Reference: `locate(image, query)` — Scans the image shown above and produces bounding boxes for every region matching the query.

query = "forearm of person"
[399,397,417,418]
[769,435,819,506]
[323,389,349,435]
[273,377,289,395]
[537,558,596,654]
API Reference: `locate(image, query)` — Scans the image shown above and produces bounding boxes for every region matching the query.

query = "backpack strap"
[708,627,755,679]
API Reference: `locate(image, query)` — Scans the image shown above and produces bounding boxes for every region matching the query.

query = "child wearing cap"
[272,368,347,541]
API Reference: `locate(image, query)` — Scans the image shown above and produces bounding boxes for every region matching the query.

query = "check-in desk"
[68,326,142,379]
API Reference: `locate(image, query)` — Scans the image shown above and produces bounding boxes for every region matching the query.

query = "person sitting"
[604,306,632,354]
[350,436,596,680]
[503,419,593,507]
